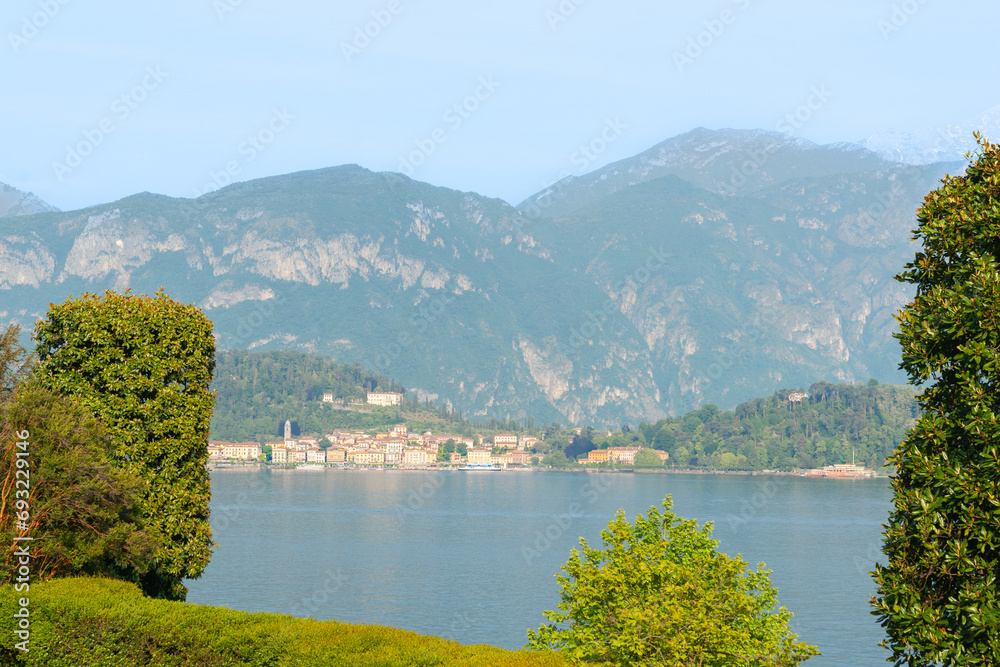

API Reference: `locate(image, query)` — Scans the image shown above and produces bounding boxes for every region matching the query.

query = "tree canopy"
[873,136,1000,665]
[633,448,663,467]
[33,290,216,601]
[527,496,818,666]
[1,381,155,584]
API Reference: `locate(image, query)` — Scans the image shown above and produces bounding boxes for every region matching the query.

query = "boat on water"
[804,448,876,478]
[459,463,502,471]
[804,463,876,478]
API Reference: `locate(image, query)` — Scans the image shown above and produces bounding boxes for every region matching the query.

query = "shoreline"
[207,462,889,479]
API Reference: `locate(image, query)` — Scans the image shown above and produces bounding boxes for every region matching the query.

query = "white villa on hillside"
[367,391,403,407]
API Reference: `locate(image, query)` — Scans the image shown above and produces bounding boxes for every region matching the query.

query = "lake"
[187,468,892,666]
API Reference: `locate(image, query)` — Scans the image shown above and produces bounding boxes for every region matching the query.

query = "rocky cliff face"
[0,133,958,425]
[0,168,663,426]
[0,181,58,218]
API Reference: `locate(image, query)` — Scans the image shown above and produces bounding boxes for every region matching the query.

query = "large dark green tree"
[873,136,1000,665]
[33,290,216,601]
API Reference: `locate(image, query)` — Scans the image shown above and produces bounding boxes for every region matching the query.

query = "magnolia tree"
[527,496,818,666]
[873,136,1000,665]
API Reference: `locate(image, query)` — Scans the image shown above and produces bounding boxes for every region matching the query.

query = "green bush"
[0,577,565,667]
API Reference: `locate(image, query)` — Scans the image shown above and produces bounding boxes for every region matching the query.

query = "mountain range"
[0,128,962,426]
[0,182,58,218]
[862,105,1000,165]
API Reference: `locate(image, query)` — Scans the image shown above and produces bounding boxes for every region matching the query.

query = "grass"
[0,577,566,667]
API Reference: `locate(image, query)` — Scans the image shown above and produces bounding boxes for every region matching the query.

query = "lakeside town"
[209,391,661,469]
[208,391,876,477]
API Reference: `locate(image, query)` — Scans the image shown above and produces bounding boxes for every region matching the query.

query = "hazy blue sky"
[3,0,998,210]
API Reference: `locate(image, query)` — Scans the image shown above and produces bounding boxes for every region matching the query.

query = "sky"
[3,0,999,211]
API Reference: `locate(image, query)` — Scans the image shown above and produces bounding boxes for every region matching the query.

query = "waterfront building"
[493,433,518,448]
[402,448,428,467]
[607,447,642,465]
[209,441,262,461]
[586,449,610,464]
[467,448,492,465]
[511,450,531,466]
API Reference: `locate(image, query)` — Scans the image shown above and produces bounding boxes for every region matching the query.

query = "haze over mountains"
[861,104,1000,165]
[0,128,963,426]
[0,182,58,218]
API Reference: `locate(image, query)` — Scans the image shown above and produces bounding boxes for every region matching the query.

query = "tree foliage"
[598,383,917,470]
[33,290,216,601]
[633,448,663,467]
[210,349,464,441]
[0,382,155,584]
[0,325,32,404]
[873,136,1000,665]
[526,496,817,666]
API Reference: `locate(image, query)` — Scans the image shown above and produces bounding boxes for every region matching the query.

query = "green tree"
[633,448,663,467]
[0,325,32,403]
[527,496,817,665]
[33,290,216,601]
[541,450,571,467]
[873,136,1000,665]
[1,381,155,584]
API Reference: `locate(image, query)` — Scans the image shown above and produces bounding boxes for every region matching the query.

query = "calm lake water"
[187,469,892,666]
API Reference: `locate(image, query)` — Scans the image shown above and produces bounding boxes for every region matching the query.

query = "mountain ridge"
[0,127,961,425]
[0,181,59,217]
